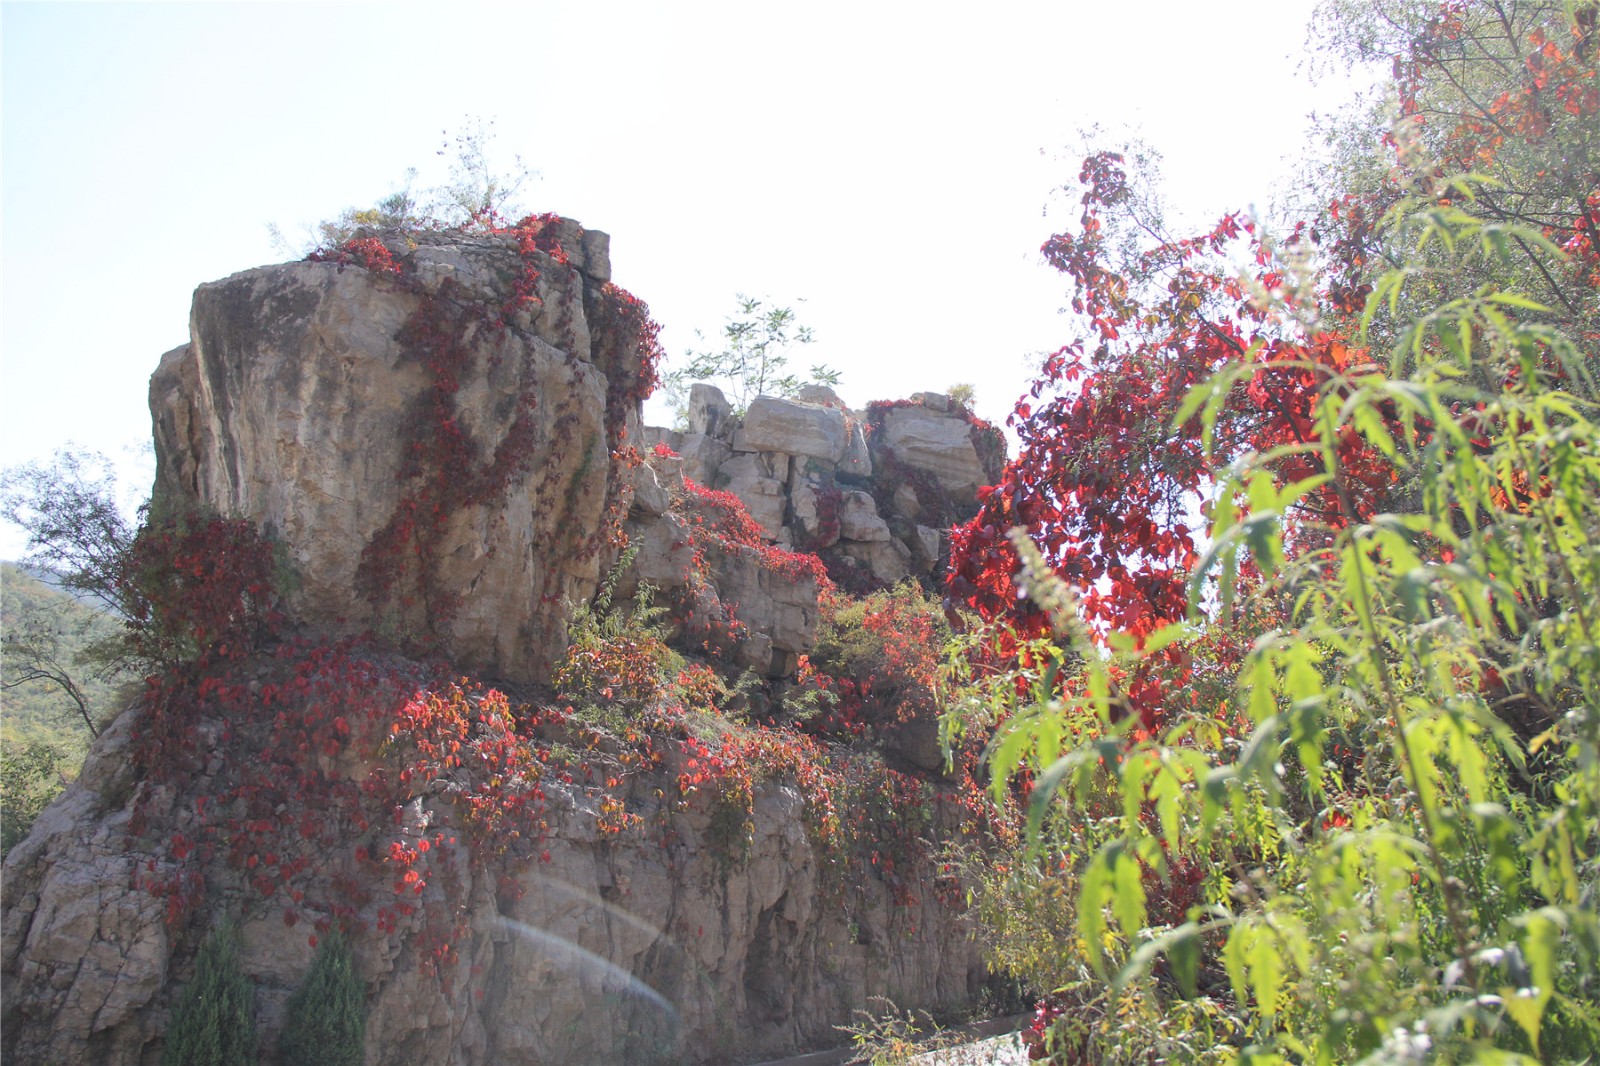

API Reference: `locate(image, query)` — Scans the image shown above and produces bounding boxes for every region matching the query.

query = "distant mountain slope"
[1,562,124,747]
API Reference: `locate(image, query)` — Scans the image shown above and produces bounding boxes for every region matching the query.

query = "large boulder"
[839,490,890,543]
[685,383,733,438]
[2,227,1000,1066]
[873,405,991,506]
[149,226,632,682]
[734,396,848,463]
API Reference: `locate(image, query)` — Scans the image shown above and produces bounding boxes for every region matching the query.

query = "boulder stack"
[645,386,1005,590]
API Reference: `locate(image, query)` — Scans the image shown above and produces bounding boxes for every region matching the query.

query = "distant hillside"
[1,562,125,749]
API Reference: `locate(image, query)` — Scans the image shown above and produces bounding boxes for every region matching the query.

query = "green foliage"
[272,116,540,254]
[986,199,1600,1061]
[555,548,681,715]
[1,448,135,616]
[430,116,538,227]
[797,582,953,739]
[1,453,140,853]
[963,7,1600,1061]
[2,564,124,740]
[661,294,841,414]
[836,997,951,1065]
[808,583,948,684]
[2,564,127,742]
[1307,0,1599,349]
[162,924,257,1066]
[294,173,422,256]
[279,932,365,1066]
[0,738,72,857]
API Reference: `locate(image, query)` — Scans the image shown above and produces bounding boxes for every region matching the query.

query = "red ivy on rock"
[311,214,665,646]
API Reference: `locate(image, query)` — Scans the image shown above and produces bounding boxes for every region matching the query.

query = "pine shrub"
[162,923,256,1066]
[279,931,365,1066]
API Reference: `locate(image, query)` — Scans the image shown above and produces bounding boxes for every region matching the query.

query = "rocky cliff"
[147,223,631,683]
[2,695,988,1065]
[1,220,1001,1065]
[645,385,1004,594]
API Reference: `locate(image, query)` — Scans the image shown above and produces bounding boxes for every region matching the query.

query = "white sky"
[1,1,1374,557]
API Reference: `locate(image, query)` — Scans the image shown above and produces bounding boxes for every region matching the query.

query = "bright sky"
[1,1,1372,557]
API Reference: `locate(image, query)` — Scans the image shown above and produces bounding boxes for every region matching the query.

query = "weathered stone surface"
[629,450,684,518]
[882,715,947,774]
[3,234,1013,1066]
[787,478,838,549]
[150,229,624,683]
[620,512,695,596]
[718,450,790,486]
[578,227,613,282]
[840,418,873,479]
[647,390,1005,599]
[876,407,989,504]
[891,482,922,520]
[712,545,818,672]
[795,383,845,407]
[913,524,944,573]
[685,383,732,438]
[734,397,847,463]
[0,713,169,1065]
[841,538,913,585]
[674,431,734,487]
[839,490,890,543]
[1,699,986,1066]
[715,452,790,540]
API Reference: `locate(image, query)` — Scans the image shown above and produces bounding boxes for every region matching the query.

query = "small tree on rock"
[279,931,365,1066]
[662,294,840,415]
[162,924,256,1066]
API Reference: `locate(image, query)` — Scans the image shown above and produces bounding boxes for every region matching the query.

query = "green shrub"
[795,582,951,739]
[162,924,256,1066]
[555,548,679,715]
[0,739,71,857]
[279,931,365,1066]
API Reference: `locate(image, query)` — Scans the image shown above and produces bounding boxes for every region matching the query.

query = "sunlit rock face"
[1,229,996,1066]
[149,228,620,683]
[644,386,1006,590]
[1,698,988,1065]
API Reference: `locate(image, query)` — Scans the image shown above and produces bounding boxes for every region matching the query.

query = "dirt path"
[747,1015,1029,1066]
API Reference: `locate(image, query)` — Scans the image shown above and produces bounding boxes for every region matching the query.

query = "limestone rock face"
[874,405,991,506]
[710,546,819,676]
[2,232,1005,1066]
[839,490,890,543]
[644,427,731,488]
[619,450,821,678]
[649,391,1005,588]
[628,449,682,517]
[840,419,874,480]
[715,452,791,540]
[1,713,169,1064]
[1,698,985,1066]
[685,382,733,438]
[734,396,848,463]
[841,538,913,585]
[149,227,627,682]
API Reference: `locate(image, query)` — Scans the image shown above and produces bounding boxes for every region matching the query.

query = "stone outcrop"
[645,388,1005,591]
[2,223,1007,1066]
[621,447,822,679]
[2,701,987,1065]
[149,227,626,683]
